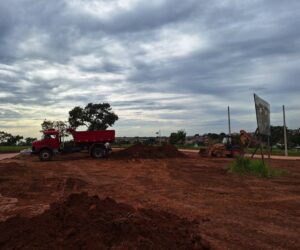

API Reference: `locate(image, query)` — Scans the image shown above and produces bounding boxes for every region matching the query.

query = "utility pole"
[159,130,162,145]
[283,105,288,156]
[228,106,231,143]
[156,130,162,145]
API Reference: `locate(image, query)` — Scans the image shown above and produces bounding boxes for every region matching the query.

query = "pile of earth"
[0,192,209,250]
[113,144,187,159]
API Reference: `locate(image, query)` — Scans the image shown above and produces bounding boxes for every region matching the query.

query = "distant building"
[185,135,204,145]
[115,136,168,145]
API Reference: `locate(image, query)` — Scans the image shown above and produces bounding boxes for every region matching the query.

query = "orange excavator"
[199,130,254,158]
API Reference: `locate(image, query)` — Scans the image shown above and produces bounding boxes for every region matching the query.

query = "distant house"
[185,135,204,146]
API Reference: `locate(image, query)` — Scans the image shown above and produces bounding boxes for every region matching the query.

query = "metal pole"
[159,130,162,145]
[283,105,288,156]
[267,136,271,160]
[228,106,231,137]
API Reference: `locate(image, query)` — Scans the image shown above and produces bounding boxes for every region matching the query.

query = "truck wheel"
[91,146,106,159]
[39,149,53,161]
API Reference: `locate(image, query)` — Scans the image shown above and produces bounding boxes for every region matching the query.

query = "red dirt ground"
[0,150,299,249]
[0,192,208,250]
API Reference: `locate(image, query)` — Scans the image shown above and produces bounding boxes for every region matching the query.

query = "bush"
[228,156,285,178]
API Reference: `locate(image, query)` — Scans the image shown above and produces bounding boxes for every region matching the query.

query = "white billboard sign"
[254,94,270,136]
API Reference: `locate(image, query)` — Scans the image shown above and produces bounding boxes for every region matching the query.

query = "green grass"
[272,148,300,156]
[0,146,29,153]
[247,148,300,156]
[228,156,285,178]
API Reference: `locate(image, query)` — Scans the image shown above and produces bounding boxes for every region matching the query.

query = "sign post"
[253,94,271,163]
[283,105,288,156]
[228,106,231,138]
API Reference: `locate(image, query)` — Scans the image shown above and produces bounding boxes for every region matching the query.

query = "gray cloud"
[0,0,299,137]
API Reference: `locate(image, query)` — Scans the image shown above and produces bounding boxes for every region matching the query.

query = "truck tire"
[91,146,106,159]
[39,149,53,161]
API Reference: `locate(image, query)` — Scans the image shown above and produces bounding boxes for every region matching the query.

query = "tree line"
[0,131,36,146]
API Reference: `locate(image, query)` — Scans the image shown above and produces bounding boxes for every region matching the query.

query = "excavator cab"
[199,133,243,158]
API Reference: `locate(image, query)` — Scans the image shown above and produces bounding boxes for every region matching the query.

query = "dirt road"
[0,153,19,161]
[0,152,299,249]
[180,149,300,160]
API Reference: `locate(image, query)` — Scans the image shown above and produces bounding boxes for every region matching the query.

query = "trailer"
[32,128,115,161]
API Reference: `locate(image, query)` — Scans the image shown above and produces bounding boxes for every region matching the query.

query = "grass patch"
[247,148,300,156]
[0,146,29,153]
[228,156,285,178]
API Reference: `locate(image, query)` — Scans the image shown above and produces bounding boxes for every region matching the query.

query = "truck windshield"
[42,134,56,140]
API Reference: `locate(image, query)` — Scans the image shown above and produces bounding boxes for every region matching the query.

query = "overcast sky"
[0,0,299,137]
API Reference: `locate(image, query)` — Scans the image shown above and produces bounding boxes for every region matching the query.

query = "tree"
[0,131,23,146]
[0,131,11,145]
[206,133,220,140]
[8,135,23,145]
[270,126,284,146]
[25,137,37,145]
[41,120,68,136]
[290,130,300,146]
[68,103,118,131]
[169,130,186,145]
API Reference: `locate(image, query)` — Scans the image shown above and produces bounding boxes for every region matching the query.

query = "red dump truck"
[32,128,115,161]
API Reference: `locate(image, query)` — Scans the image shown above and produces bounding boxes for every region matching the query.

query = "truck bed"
[69,130,115,144]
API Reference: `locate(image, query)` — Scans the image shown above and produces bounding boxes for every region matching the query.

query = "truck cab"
[32,129,60,161]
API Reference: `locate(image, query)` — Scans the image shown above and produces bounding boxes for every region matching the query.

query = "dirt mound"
[0,192,209,250]
[113,144,187,159]
[0,162,28,176]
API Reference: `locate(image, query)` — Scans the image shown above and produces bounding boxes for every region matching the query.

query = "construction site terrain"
[0,145,299,249]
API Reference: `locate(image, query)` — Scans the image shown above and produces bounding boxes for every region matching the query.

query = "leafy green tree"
[206,133,220,140]
[169,133,177,145]
[8,135,23,145]
[0,131,11,145]
[0,131,23,146]
[270,126,284,146]
[41,120,54,131]
[41,120,68,136]
[169,130,186,145]
[25,137,37,145]
[68,103,118,131]
[289,129,300,146]
[291,134,300,145]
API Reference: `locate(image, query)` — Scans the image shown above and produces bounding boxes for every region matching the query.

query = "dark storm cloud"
[0,0,299,136]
